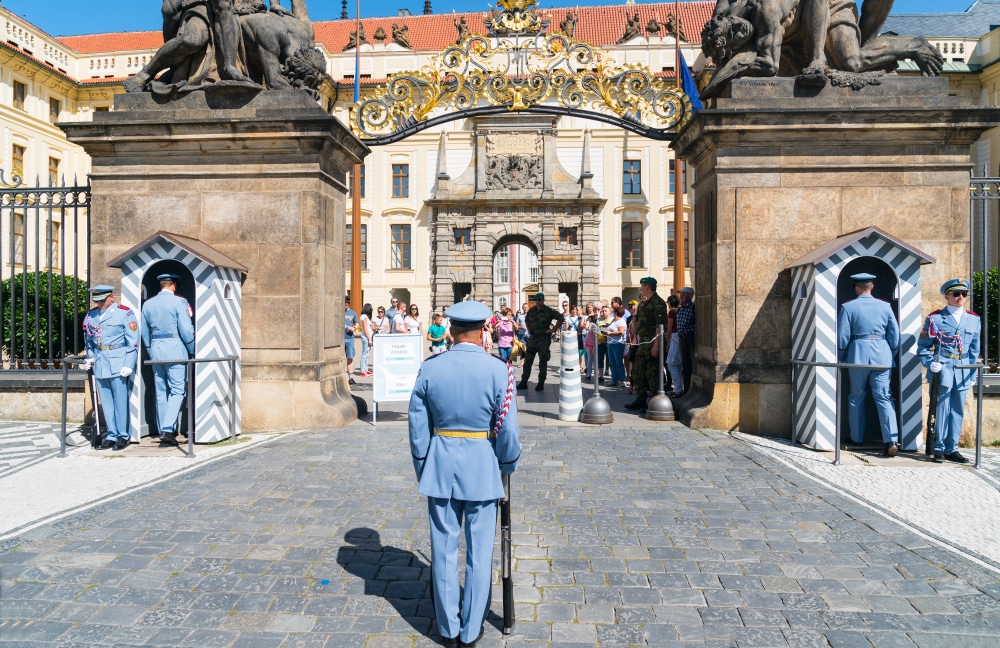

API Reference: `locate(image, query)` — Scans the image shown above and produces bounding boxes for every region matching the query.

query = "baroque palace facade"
[3,0,1000,310]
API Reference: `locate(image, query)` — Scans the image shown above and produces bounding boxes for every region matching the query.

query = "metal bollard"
[646,325,675,421]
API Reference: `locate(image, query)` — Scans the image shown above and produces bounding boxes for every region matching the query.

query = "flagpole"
[350,0,363,314]
[672,0,685,293]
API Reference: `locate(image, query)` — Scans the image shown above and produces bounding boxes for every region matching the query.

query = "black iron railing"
[0,172,91,370]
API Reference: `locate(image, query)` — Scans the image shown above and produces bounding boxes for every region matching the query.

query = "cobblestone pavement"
[734,434,1000,572]
[4,420,1000,647]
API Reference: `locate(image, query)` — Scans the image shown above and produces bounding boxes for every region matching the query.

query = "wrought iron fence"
[0,169,91,370]
[970,173,1000,371]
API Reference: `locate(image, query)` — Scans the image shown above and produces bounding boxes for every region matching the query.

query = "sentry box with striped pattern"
[109,232,248,444]
[786,227,934,452]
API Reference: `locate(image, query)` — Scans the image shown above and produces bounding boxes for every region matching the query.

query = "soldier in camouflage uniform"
[517,293,563,391]
[625,277,668,412]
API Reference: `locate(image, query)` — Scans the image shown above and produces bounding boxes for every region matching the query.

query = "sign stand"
[371,334,423,425]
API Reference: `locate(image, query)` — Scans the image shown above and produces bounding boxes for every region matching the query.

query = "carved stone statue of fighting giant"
[700,0,944,98]
[124,0,326,98]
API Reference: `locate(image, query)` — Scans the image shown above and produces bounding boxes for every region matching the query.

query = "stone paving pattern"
[3,422,1000,647]
[733,433,1000,570]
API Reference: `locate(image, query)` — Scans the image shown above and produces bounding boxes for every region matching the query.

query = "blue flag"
[678,52,703,112]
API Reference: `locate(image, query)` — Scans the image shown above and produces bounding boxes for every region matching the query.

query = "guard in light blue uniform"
[83,285,139,450]
[837,272,901,456]
[917,278,981,464]
[408,301,521,648]
[141,273,195,443]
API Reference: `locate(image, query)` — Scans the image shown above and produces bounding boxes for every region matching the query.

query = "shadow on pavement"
[337,527,437,638]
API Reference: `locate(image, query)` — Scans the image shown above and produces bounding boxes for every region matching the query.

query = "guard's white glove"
[930,361,942,373]
[119,367,133,378]
[81,359,93,370]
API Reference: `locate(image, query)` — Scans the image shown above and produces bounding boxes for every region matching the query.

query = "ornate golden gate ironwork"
[352,0,693,145]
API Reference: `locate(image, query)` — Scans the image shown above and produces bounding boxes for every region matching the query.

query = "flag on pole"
[677,51,703,112]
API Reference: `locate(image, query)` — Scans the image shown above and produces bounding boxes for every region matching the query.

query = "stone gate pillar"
[62,89,368,431]
[673,77,1000,436]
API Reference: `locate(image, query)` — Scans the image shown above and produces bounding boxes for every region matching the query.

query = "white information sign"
[372,334,423,423]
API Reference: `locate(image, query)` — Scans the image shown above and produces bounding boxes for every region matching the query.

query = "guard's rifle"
[500,472,514,635]
[925,345,941,457]
[88,364,102,449]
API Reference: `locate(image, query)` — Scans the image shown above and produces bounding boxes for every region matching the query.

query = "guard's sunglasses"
[950,291,969,298]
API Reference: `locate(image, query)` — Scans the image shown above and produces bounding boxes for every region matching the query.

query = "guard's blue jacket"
[83,304,139,379]
[141,290,195,357]
[917,308,981,390]
[837,295,899,366]
[408,343,521,501]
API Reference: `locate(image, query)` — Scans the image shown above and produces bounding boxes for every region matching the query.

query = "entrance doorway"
[138,260,196,440]
[493,241,538,311]
[836,257,901,446]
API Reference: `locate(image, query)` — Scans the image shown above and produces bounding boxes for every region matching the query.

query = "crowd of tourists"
[344,283,696,411]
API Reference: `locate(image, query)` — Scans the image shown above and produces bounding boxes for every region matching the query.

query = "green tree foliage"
[973,268,998,362]
[1,271,90,361]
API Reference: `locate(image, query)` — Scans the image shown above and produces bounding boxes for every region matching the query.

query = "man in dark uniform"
[625,277,668,412]
[517,292,563,391]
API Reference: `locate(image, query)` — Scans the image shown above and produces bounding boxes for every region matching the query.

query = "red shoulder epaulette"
[968,310,979,317]
[929,309,942,316]
[118,304,131,311]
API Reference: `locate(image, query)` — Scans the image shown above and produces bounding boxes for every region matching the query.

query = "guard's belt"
[100,342,127,350]
[434,429,495,439]
[948,353,962,359]
[151,334,179,340]
[851,335,884,340]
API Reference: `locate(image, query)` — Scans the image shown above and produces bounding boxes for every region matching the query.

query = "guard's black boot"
[97,437,114,450]
[516,381,527,390]
[441,635,460,648]
[113,437,129,451]
[161,433,179,446]
[460,625,485,648]
[534,381,545,391]
[945,451,969,464]
[933,450,944,463]
[624,397,646,411]
[883,443,898,457]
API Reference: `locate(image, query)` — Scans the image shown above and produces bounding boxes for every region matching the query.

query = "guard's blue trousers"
[95,376,129,442]
[847,368,899,444]
[153,362,187,434]
[934,384,968,454]
[428,497,497,644]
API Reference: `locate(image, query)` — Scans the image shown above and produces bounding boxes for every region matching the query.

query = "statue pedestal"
[62,89,368,431]
[673,77,1000,436]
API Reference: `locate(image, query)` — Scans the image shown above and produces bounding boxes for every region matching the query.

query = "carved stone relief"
[484,132,543,190]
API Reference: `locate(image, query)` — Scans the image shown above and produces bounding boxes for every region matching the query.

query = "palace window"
[48,157,60,187]
[558,227,578,245]
[349,164,366,198]
[622,160,641,195]
[346,224,367,270]
[12,212,24,265]
[669,159,688,194]
[12,145,25,174]
[392,164,409,198]
[47,221,61,269]
[621,222,643,268]
[494,247,509,284]
[453,227,471,246]
[666,221,691,267]
[391,224,411,269]
[13,81,25,111]
[49,97,60,123]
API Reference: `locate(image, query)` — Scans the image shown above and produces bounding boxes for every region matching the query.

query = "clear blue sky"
[0,0,981,37]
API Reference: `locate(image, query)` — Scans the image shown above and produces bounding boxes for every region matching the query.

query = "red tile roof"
[57,31,164,54]
[57,2,713,55]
